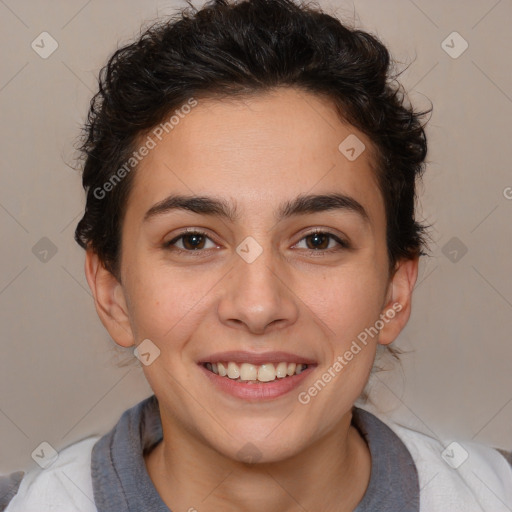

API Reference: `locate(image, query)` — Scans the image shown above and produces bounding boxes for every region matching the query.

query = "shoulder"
[2,436,101,512]
[382,417,512,512]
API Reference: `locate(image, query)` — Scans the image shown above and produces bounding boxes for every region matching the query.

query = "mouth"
[197,352,317,401]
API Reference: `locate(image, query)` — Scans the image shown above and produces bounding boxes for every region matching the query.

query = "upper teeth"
[205,361,308,382]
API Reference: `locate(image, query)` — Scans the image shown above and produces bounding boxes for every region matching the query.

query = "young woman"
[2,0,511,510]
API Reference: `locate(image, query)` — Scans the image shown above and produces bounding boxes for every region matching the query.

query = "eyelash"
[163,228,351,256]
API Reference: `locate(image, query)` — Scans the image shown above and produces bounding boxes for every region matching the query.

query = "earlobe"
[84,248,135,347]
[378,257,419,346]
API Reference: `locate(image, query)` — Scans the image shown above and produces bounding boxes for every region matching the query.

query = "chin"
[210,429,307,465]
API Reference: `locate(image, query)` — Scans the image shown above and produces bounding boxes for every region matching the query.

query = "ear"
[378,257,419,346]
[84,247,135,347]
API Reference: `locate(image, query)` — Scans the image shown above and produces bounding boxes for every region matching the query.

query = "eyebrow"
[143,193,371,225]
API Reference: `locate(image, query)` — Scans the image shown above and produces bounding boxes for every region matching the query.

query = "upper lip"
[198,351,317,366]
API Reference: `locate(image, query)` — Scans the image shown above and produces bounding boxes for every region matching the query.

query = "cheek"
[124,262,219,340]
[300,264,385,344]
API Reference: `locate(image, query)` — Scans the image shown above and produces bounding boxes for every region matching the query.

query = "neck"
[145,409,371,512]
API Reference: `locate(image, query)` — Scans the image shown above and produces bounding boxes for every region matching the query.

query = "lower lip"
[198,364,316,401]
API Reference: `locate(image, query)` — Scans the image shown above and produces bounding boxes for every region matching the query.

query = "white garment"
[6,436,99,512]
[390,422,512,512]
[5,422,512,511]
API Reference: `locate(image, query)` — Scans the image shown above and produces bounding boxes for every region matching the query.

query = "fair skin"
[85,87,418,511]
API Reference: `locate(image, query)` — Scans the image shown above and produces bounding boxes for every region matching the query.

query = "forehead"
[126,87,385,230]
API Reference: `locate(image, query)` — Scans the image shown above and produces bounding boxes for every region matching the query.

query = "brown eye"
[305,232,330,250]
[295,231,350,252]
[165,230,217,251]
[181,233,206,250]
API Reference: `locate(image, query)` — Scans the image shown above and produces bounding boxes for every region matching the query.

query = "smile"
[199,361,316,401]
[203,361,309,383]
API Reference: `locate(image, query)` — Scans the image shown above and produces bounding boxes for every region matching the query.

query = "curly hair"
[74,0,432,373]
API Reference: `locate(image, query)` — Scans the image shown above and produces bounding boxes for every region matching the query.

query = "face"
[87,87,417,463]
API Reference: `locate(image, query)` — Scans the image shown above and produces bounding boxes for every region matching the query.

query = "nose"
[217,244,300,335]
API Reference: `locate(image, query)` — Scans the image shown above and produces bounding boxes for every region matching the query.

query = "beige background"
[0,0,511,474]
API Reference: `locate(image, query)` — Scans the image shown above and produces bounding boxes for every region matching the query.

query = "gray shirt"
[90,394,420,511]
